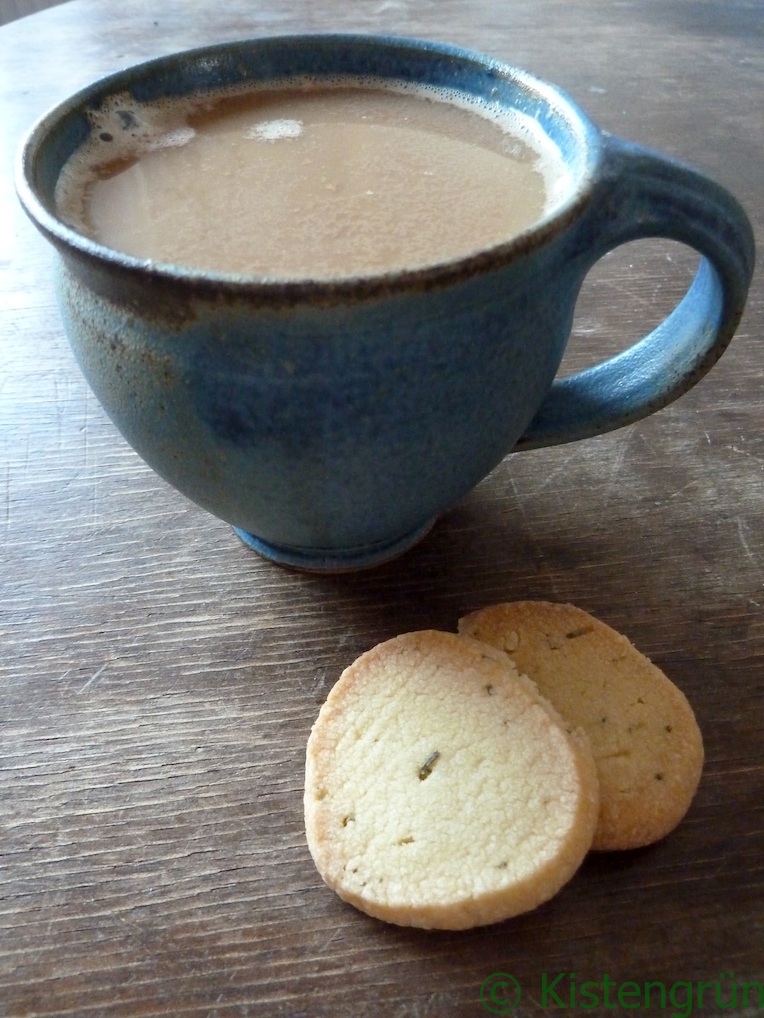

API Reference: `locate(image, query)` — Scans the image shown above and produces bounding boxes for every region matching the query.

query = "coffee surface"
[56,83,566,279]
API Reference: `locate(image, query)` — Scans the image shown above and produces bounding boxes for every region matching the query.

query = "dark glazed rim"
[15,33,602,305]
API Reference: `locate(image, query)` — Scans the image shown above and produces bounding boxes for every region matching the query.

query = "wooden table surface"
[2,2,762,1015]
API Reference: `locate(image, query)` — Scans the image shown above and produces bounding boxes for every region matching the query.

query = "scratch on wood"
[668,478,705,501]
[77,662,108,694]
[602,431,632,505]
[374,0,415,12]
[512,456,572,499]
[736,518,760,572]
[730,442,764,468]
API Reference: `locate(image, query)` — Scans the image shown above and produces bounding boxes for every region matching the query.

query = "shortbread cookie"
[304,630,599,930]
[458,602,704,851]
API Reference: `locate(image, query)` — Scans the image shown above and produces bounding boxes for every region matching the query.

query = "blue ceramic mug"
[16,35,754,571]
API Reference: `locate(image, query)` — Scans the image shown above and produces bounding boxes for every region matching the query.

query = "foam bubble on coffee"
[147,126,197,150]
[248,118,304,141]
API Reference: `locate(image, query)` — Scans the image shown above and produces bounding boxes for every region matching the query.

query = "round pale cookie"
[458,602,704,851]
[304,630,599,930]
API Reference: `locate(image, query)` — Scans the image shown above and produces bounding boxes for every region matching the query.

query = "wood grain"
[2,2,763,1016]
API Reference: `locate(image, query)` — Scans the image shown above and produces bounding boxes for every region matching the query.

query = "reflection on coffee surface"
[56,81,570,279]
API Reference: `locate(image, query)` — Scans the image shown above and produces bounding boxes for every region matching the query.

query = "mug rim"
[16,32,602,302]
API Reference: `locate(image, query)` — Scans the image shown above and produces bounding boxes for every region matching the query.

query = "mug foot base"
[232,521,435,573]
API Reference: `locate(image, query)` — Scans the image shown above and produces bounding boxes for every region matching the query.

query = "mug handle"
[515,133,755,451]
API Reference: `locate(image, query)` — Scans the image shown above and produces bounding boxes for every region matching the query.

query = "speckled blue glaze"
[17,35,754,570]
